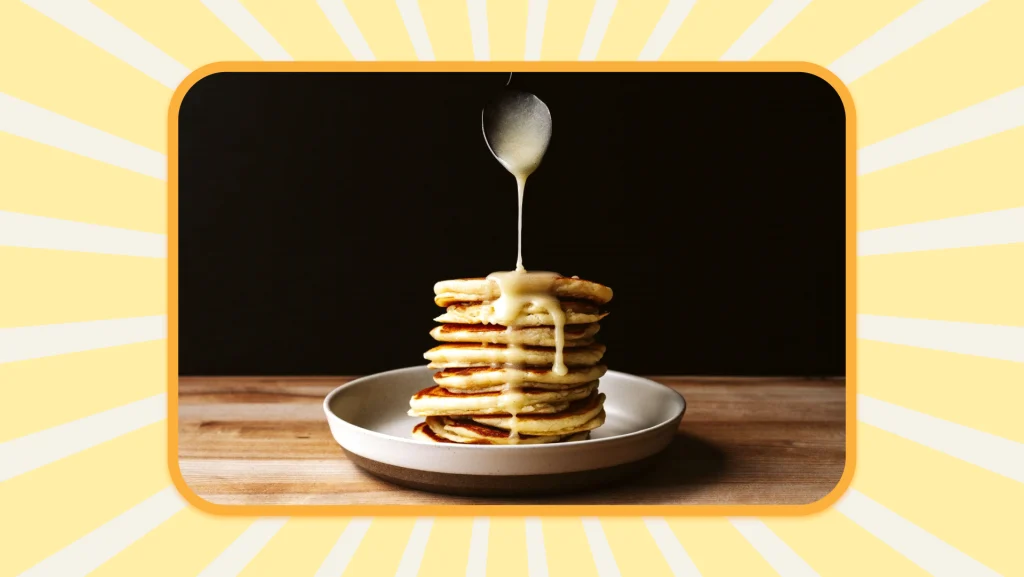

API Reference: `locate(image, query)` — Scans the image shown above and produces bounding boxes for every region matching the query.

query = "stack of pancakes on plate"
[410,276,613,444]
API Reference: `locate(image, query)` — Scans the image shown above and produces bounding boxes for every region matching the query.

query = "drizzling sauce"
[515,177,526,272]
[487,272,567,444]
[483,90,551,273]
[487,271,567,376]
[498,361,525,443]
[481,89,559,444]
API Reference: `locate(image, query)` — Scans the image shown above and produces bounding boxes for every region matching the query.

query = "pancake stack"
[410,276,613,445]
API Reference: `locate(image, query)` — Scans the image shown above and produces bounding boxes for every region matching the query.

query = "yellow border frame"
[167,61,857,517]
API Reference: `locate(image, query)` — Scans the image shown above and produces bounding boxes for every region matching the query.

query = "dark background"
[178,71,847,377]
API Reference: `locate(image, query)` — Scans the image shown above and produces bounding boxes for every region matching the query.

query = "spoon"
[481,89,553,181]
[482,89,552,272]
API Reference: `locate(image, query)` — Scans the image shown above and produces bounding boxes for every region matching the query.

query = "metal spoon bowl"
[481,90,552,178]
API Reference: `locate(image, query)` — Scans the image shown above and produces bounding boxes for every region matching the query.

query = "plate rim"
[322,365,686,452]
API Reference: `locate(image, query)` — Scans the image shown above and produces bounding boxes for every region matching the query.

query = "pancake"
[408,382,598,416]
[433,365,608,391]
[429,323,600,347]
[424,416,565,444]
[424,417,594,445]
[434,276,613,307]
[412,421,482,443]
[435,300,608,326]
[450,409,605,440]
[416,272,612,445]
[466,392,606,436]
[425,343,606,369]
[412,421,448,442]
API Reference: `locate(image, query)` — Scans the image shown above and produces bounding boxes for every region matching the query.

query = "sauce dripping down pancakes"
[410,87,612,445]
[415,276,611,445]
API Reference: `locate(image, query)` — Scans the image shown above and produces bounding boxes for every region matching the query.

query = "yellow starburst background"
[2,1,1022,575]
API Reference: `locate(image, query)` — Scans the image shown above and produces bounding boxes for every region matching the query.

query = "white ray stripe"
[581,518,621,577]
[0,211,166,258]
[467,0,489,61]
[318,0,374,60]
[197,518,288,577]
[393,518,434,577]
[524,517,547,577]
[859,207,1024,255]
[395,0,435,60]
[22,0,190,89]
[313,518,372,577]
[638,0,697,61]
[643,518,702,577]
[18,486,185,577]
[467,517,490,577]
[729,519,819,577]
[720,0,812,60]
[835,489,1000,577]
[859,314,1024,363]
[0,394,165,482]
[200,0,290,60]
[0,92,166,180]
[830,0,989,83]
[859,86,1024,175]
[578,0,616,61]
[859,394,1024,482]
[0,315,166,365]
[524,0,548,60]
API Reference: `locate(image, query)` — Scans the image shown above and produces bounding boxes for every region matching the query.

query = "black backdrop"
[178,71,846,377]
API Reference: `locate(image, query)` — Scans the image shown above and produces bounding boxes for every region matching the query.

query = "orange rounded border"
[167,61,857,517]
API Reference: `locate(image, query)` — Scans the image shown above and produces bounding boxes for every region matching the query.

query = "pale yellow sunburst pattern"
[2,0,1022,575]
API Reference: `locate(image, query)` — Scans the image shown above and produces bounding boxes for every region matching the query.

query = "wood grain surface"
[178,376,846,505]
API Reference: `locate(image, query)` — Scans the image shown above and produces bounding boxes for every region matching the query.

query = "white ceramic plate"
[323,366,685,494]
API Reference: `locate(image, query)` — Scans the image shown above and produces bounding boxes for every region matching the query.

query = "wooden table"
[178,376,846,505]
